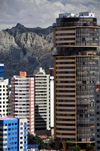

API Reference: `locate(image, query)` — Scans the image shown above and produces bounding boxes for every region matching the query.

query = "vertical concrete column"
[62,142,66,151]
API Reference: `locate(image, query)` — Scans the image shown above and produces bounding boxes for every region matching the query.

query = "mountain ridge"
[0,23,55,80]
[4,23,53,37]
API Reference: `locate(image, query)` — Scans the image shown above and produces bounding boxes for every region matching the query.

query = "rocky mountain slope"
[0,23,55,80]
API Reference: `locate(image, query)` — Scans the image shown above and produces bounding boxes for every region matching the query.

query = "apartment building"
[0,63,11,117]
[95,84,100,151]
[11,72,34,134]
[0,117,27,151]
[0,79,11,117]
[53,11,100,150]
[49,68,54,128]
[0,64,4,81]
[19,118,27,151]
[49,68,54,77]
[34,67,50,132]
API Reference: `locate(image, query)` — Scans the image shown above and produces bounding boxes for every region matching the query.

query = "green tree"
[28,132,45,149]
[28,133,35,144]
[70,145,80,151]
[86,145,94,151]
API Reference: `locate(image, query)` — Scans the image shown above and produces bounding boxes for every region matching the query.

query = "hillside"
[0,23,55,80]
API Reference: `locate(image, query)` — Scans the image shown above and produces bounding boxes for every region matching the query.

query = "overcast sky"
[0,0,100,31]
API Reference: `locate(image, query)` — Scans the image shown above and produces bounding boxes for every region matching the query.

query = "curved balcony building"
[54,11,100,150]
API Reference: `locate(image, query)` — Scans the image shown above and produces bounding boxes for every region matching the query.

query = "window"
[82,81,86,84]
[8,143,11,145]
[82,38,85,41]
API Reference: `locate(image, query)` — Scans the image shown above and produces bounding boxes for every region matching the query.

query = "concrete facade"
[0,64,4,80]
[95,84,100,151]
[50,76,54,128]
[34,67,50,131]
[19,118,27,151]
[53,11,99,150]
[0,80,11,117]
[0,117,27,151]
[11,72,35,134]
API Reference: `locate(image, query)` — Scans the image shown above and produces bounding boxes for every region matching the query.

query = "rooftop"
[0,117,15,121]
[59,11,95,18]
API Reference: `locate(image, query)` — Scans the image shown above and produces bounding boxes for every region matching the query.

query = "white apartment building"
[0,79,11,117]
[50,76,54,128]
[34,67,50,132]
[19,118,27,151]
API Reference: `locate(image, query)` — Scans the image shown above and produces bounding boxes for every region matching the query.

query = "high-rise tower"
[34,67,50,134]
[95,84,100,151]
[11,72,34,135]
[53,11,100,149]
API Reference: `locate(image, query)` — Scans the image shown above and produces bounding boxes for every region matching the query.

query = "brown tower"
[53,11,100,150]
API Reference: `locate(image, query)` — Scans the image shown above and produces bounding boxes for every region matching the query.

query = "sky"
[0,0,100,31]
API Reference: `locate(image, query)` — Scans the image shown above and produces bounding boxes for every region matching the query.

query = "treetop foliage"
[28,132,45,149]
